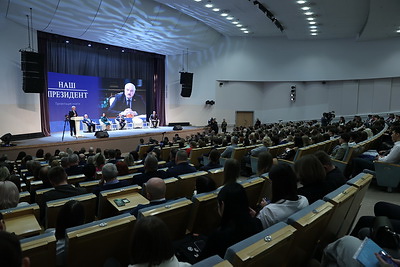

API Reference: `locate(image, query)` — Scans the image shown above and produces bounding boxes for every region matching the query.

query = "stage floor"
[1,126,203,159]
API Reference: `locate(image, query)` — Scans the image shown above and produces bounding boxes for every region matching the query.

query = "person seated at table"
[116,113,126,130]
[149,110,159,128]
[100,113,111,131]
[82,114,96,132]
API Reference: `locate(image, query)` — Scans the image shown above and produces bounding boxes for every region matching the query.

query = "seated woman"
[254,163,309,229]
[294,154,330,204]
[129,216,190,267]
[100,112,111,131]
[199,182,263,260]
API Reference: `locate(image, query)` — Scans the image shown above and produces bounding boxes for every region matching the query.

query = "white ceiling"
[2,0,400,55]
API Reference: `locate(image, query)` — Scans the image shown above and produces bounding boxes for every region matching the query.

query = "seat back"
[188,190,221,235]
[21,232,57,267]
[321,184,358,243]
[287,200,334,266]
[224,222,297,267]
[66,214,136,267]
[189,147,212,167]
[238,177,265,209]
[45,193,97,229]
[343,173,373,236]
[1,204,41,238]
[19,191,31,203]
[207,167,224,187]
[34,188,54,206]
[98,185,142,219]
[138,144,154,159]
[231,147,248,162]
[374,161,400,191]
[78,179,101,193]
[192,255,232,267]
[177,171,208,199]
[138,198,193,240]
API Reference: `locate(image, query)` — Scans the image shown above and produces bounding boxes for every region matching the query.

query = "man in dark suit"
[108,83,146,116]
[129,177,167,217]
[166,150,197,178]
[68,106,78,136]
[92,163,130,196]
[41,166,87,223]
[82,113,96,132]
[149,110,159,128]
[132,154,166,187]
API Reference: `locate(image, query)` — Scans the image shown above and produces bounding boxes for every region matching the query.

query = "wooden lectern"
[71,116,84,137]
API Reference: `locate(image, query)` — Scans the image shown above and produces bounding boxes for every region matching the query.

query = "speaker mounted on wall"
[21,51,45,93]
[180,72,193,97]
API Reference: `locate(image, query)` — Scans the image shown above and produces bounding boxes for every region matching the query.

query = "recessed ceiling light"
[297,0,306,3]
[309,21,316,25]
[240,28,247,31]
[307,17,314,21]
[232,21,239,24]
[65,40,69,44]
[243,31,249,34]
[212,7,220,12]
[194,0,202,2]
[310,29,318,32]
[205,2,213,8]
[236,24,243,27]
[311,33,318,36]
[397,29,400,33]
[301,6,310,10]
[88,44,92,47]
[309,25,317,29]
[304,12,314,15]
[226,16,234,20]
[221,11,229,16]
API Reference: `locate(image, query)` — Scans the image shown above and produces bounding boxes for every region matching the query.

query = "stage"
[0,126,203,160]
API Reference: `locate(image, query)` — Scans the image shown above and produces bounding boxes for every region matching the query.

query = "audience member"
[255,151,274,176]
[200,149,222,171]
[116,161,129,176]
[132,155,166,187]
[129,216,190,267]
[220,136,238,158]
[66,154,83,175]
[223,159,240,185]
[42,166,87,204]
[294,155,330,204]
[331,133,350,160]
[195,176,217,194]
[165,148,178,168]
[165,150,196,178]
[252,164,309,229]
[0,181,21,209]
[93,163,129,196]
[129,178,167,217]
[199,182,262,260]
[314,150,346,192]
[0,231,30,267]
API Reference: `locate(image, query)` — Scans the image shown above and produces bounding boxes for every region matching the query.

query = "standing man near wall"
[68,106,78,136]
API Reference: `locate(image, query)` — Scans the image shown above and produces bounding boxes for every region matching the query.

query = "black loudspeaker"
[180,72,193,97]
[21,51,45,93]
[173,125,183,131]
[95,131,109,138]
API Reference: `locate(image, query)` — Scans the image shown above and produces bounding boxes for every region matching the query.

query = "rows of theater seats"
[3,125,388,266]
[13,171,372,267]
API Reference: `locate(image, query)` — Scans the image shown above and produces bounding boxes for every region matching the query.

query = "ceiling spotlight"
[65,40,70,44]
[301,6,310,10]
[243,30,249,34]
[121,49,125,52]
[397,29,400,33]
[311,32,318,36]
[212,7,220,12]
[309,21,316,25]
[296,0,306,3]
[236,24,243,27]
[205,1,213,8]
[221,11,229,16]
[226,16,234,20]
[304,11,314,15]
[310,29,318,32]
[194,0,202,2]
[88,44,92,47]
[232,21,239,24]
[240,27,248,31]
[309,25,317,29]
[105,47,109,50]
[307,17,314,21]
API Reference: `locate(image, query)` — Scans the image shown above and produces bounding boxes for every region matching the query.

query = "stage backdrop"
[48,72,146,132]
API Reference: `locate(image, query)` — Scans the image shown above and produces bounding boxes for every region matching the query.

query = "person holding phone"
[250,163,308,229]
